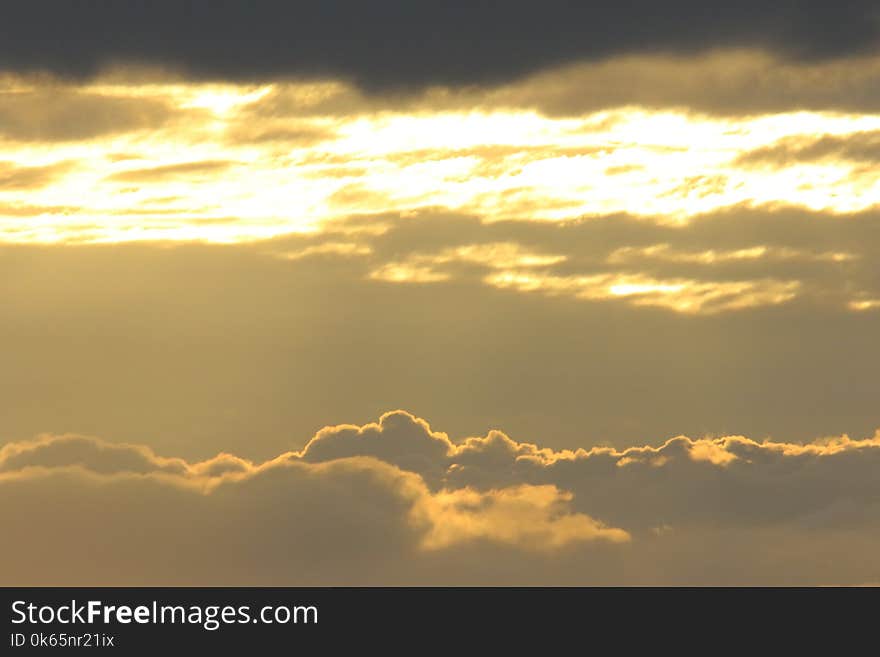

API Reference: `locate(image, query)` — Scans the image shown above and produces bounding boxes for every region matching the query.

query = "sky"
[2,2,880,585]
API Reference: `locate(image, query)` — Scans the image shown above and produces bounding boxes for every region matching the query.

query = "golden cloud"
[3,411,880,584]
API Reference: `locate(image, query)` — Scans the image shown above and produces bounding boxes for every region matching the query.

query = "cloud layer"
[2,2,878,86]
[337,208,880,314]
[5,50,880,244]
[3,411,879,585]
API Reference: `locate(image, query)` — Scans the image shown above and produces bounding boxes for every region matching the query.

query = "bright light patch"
[2,71,880,244]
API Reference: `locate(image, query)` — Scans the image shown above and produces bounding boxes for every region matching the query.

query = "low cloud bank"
[2,411,879,585]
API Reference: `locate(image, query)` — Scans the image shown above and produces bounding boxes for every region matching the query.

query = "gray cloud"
[482,52,880,116]
[737,131,880,167]
[0,88,181,141]
[2,411,879,585]
[236,51,880,119]
[1,2,878,91]
[299,411,880,534]
[0,433,189,475]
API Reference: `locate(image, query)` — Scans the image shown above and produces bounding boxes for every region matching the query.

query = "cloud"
[0,419,628,585]
[301,411,452,475]
[416,484,630,551]
[223,122,337,147]
[105,160,234,183]
[299,412,880,535]
[0,85,180,141]
[737,131,880,167]
[0,160,72,189]
[322,208,880,314]
[3,410,880,584]
[1,3,878,88]
[482,270,801,314]
[6,54,880,242]
[0,433,189,475]
[236,50,880,118]
[478,51,880,117]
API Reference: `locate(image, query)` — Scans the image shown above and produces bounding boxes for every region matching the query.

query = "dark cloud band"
[1,2,878,87]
